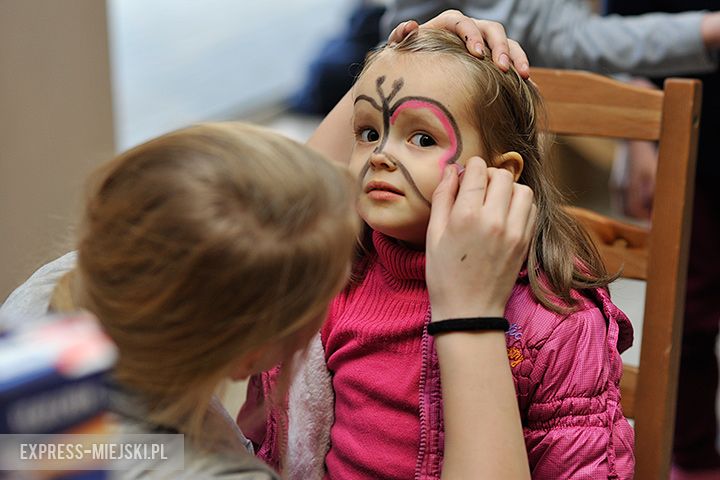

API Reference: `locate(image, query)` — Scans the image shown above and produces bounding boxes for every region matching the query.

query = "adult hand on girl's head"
[387,10,530,79]
[426,157,536,321]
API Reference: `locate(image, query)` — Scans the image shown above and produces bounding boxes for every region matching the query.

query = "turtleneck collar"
[372,230,426,283]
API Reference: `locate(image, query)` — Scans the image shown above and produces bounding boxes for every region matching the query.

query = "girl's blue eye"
[360,128,380,142]
[410,133,437,147]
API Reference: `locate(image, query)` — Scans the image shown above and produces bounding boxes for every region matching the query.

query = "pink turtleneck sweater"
[321,231,429,480]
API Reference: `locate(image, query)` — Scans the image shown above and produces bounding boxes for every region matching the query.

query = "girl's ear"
[495,151,524,181]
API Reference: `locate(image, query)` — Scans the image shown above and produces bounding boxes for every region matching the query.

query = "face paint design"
[390,100,460,171]
[355,75,463,207]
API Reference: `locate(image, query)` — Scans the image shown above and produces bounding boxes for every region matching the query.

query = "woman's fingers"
[388,10,531,76]
[508,39,530,78]
[454,157,489,211]
[482,167,514,221]
[524,203,538,247]
[427,164,461,244]
[472,19,511,70]
[506,183,536,255]
[422,10,487,57]
[472,20,529,77]
[506,183,534,224]
[387,19,419,45]
[426,159,537,320]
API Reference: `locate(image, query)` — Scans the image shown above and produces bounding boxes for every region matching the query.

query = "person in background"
[290,0,386,115]
[383,0,720,76]
[293,0,720,116]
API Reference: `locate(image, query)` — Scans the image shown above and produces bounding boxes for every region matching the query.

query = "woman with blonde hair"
[4,122,360,478]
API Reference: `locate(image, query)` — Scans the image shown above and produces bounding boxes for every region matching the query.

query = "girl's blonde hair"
[52,122,359,438]
[362,29,614,313]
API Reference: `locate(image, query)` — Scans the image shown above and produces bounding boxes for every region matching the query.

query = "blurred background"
[0,0,357,301]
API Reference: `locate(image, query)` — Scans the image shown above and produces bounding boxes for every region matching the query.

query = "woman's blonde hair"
[52,122,359,438]
[361,29,614,313]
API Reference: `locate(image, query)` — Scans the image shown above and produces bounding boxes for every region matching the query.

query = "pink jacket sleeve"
[237,368,284,472]
[523,307,635,479]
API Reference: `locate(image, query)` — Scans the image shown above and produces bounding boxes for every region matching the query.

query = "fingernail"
[455,164,465,182]
[474,42,485,57]
[499,53,510,70]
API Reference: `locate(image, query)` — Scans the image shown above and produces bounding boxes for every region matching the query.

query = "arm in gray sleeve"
[0,251,77,325]
[524,0,715,76]
[382,0,716,77]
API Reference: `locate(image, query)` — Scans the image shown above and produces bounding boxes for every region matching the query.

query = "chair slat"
[532,68,663,140]
[532,68,701,480]
[565,206,649,280]
[633,78,701,480]
[620,365,639,419]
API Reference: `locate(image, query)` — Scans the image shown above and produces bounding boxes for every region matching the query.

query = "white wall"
[108,0,354,150]
[0,0,115,300]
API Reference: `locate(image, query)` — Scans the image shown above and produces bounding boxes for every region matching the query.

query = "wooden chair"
[530,68,701,480]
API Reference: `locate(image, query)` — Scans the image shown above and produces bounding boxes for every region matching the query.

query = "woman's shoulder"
[164,448,279,480]
[109,449,279,480]
[0,251,77,323]
[109,391,280,480]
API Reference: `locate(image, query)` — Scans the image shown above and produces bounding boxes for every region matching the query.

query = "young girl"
[242,29,635,479]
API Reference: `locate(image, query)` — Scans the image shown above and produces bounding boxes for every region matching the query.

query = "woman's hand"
[428,158,534,479]
[426,157,536,321]
[387,10,530,79]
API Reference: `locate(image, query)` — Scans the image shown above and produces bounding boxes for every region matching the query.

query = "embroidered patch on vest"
[507,323,522,340]
[507,346,524,368]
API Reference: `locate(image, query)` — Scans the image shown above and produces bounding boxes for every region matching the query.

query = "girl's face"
[350,52,486,247]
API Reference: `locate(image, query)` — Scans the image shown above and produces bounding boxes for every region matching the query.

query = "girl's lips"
[367,190,404,201]
[364,181,404,195]
[364,181,405,201]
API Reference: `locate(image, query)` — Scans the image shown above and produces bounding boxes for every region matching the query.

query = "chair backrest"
[530,68,701,480]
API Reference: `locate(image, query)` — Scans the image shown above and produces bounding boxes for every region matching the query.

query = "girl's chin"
[364,223,428,249]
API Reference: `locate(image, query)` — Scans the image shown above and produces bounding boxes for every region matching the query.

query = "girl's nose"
[369,151,398,171]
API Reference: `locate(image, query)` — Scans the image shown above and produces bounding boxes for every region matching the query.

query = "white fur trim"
[287,333,334,480]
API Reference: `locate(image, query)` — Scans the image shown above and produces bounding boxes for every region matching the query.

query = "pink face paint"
[390,99,460,172]
[354,76,464,207]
